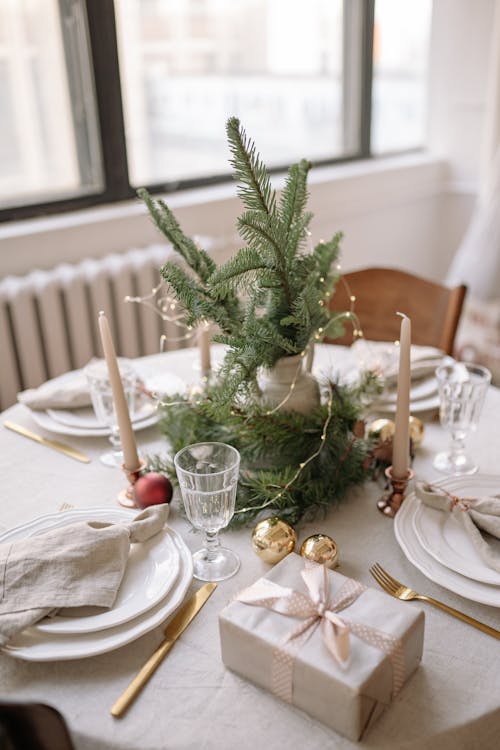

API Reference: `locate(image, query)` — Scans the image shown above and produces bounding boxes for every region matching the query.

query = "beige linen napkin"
[416,481,500,573]
[0,504,169,646]
[17,371,91,410]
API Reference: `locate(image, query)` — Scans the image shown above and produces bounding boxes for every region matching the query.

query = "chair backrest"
[0,702,74,750]
[326,267,467,355]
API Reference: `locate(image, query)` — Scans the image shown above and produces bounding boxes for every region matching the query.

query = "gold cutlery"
[3,421,91,464]
[370,563,500,639]
[111,581,217,718]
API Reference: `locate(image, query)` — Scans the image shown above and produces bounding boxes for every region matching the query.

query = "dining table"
[1,343,500,750]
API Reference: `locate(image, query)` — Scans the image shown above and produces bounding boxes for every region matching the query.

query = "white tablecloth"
[1,345,500,750]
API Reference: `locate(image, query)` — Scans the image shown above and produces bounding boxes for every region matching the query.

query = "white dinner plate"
[374,393,441,415]
[412,478,500,585]
[28,407,159,437]
[7,508,181,634]
[394,475,500,606]
[1,511,193,661]
[46,398,156,430]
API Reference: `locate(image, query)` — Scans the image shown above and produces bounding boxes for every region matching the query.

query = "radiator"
[0,243,192,411]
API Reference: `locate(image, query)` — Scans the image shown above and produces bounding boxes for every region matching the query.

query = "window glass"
[371,0,432,154]
[114,0,347,187]
[0,0,102,209]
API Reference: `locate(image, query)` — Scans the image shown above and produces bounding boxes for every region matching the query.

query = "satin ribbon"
[237,563,405,703]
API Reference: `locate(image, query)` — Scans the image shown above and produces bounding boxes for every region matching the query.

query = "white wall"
[428,0,497,269]
[0,155,447,280]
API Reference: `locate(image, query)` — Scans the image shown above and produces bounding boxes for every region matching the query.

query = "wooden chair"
[0,702,75,750]
[326,267,467,355]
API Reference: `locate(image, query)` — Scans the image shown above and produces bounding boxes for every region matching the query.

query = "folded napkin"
[17,371,91,410]
[0,504,169,646]
[416,481,500,572]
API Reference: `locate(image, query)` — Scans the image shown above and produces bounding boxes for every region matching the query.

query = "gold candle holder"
[118,458,147,508]
[377,466,414,518]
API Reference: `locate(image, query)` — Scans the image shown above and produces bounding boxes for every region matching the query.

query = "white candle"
[98,311,140,471]
[305,341,314,373]
[199,323,211,373]
[392,313,411,479]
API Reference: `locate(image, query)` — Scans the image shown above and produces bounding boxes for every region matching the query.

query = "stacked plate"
[24,365,186,437]
[322,341,449,415]
[395,474,500,606]
[0,508,193,661]
[370,348,452,415]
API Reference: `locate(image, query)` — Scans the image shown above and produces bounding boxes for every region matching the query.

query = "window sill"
[0,152,450,277]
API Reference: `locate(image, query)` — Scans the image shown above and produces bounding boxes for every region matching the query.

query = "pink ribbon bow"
[237,563,405,703]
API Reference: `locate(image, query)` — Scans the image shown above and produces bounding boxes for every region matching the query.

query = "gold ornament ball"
[251,517,297,564]
[300,534,339,569]
[366,418,395,443]
[409,416,425,448]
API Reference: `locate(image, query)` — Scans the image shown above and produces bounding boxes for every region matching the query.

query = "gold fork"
[370,562,500,639]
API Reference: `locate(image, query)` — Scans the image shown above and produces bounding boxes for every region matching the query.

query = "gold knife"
[111,582,217,718]
[3,421,91,464]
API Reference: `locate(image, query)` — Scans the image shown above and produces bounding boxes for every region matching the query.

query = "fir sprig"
[139,117,343,418]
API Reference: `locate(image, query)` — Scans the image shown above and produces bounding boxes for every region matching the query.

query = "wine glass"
[434,362,491,475]
[84,358,137,467]
[174,442,240,581]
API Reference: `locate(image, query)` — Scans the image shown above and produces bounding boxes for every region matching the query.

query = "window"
[372,0,432,154]
[0,0,102,212]
[0,0,433,221]
[115,0,347,187]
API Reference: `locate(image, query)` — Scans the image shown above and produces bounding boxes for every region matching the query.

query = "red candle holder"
[377,465,414,518]
[117,458,147,508]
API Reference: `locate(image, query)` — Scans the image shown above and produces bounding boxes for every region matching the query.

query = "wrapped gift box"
[219,553,424,740]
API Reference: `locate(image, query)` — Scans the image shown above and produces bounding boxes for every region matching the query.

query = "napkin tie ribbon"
[237,564,405,703]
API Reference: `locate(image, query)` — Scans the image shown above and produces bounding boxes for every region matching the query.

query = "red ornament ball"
[134,472,173,508]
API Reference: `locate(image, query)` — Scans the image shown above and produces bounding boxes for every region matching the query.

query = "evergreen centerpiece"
[139,118,372,525]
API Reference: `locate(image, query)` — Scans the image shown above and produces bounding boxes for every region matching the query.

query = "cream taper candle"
[98,311,140,471]
[392,313,411,479]
[199,322,211,373]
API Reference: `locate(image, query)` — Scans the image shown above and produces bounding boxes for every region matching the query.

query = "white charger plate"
[28,407,159,437]
[394,476,500,606]
[12,508,180,634]
[1,511,193,661]
[412,476,500,586]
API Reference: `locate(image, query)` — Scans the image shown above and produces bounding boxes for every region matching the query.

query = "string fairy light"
[234,381,337,517]
[124,281,198,345]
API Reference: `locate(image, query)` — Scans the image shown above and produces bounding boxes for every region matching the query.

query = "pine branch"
[208,247,269,298]
[237,212,293,308]
[137,188,215,282]
[280,160,312,260]
[226,117,276,216]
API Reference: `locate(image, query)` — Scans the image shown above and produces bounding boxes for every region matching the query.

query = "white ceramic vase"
[258,353,320,415]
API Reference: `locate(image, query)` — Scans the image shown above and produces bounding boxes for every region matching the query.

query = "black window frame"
[1,0,375,223]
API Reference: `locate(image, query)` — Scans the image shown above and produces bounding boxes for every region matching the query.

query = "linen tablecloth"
[1,345,499,750]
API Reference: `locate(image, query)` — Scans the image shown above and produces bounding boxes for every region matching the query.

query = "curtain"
[445,0,500,300]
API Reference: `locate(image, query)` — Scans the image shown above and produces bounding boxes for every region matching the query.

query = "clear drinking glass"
[174,442,241,582]
[84,359,137,467]
[434,362,491,475]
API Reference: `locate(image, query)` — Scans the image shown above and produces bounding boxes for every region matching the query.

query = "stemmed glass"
[174,442,241,581]
[84,358,137,467]
[434,362,491,475]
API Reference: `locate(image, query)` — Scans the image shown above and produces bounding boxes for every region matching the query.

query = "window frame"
[1,0,377,223]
